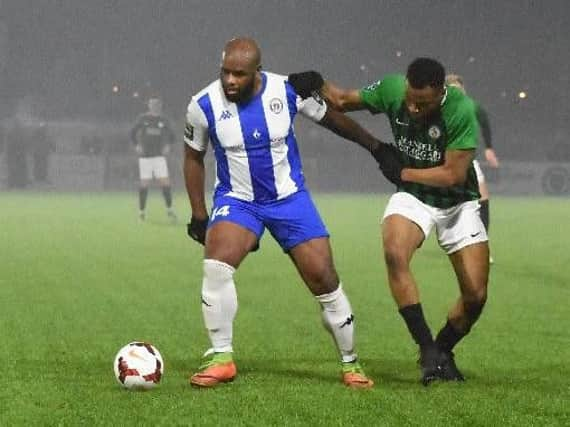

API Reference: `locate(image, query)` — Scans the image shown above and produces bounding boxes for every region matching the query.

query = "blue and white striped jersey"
[184,72,327,203]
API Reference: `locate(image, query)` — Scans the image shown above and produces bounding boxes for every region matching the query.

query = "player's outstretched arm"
[318,108,404,185]
[321,81,366,112]
[318,108,382,154]
[288,71,365,112]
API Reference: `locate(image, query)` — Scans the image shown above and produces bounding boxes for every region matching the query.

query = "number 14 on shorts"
[212,205,231,221]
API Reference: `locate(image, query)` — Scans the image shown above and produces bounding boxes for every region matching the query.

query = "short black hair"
[406,58,445,89]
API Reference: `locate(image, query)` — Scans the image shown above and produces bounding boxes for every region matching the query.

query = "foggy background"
[1,0,569,195]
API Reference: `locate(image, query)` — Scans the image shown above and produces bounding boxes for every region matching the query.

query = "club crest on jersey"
[218,110,233,121]
[269,98,283,114]
[428,125,441,140]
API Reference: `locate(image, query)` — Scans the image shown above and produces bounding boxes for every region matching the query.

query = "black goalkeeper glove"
[187,216,209,245]
[371,142,404,186]
[288,71,324,99]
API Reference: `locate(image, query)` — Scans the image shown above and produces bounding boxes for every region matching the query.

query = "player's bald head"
[220,37,263,103]
[222,37,261,70]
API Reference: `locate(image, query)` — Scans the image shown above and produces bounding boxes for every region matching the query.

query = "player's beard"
[223,77,256,104]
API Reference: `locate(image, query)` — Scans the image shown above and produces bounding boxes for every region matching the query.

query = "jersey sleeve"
[475,104,492,148]
[446,100,479,150]
[296,92,328,122]
[130,116,144,145]
[184,98,209,152]
[359,74,406,114]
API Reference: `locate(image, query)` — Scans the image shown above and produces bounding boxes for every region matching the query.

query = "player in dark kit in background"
[446,74,499,264]
[31,121,54,184]
[4,117,31,188]
[130,97,177,222]
[289,58,490,385]
[4,98,52,188]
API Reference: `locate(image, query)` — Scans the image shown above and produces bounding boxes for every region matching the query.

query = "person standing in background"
[445,74,499,263]
[130,97,177,223]
[4,98,36,189]
[30,120,54,185]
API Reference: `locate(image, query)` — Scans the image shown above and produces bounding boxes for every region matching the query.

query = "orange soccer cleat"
[190,351,237,388]
[342,360,374,389]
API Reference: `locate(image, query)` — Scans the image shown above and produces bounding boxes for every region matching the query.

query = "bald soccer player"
[183,38,391,388]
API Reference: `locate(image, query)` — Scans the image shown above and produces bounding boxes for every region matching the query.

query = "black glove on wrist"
[370,141,387,164]
[288,71,324,99]
[187,216,209,245]
[371,142,404,186]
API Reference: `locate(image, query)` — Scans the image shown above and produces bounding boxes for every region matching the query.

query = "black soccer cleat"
[418,344,441,386]
[437,351,465,382]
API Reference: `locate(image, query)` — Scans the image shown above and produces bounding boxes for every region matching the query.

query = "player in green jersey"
[446,74,499,264]
[289,58,490,385]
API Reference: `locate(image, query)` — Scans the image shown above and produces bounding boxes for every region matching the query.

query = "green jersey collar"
[440,87,448,106]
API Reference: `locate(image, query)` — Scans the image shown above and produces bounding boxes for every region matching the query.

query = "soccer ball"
[113,342,164,390]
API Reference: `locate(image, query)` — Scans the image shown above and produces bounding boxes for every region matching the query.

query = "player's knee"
[305,262,338,290]
[466,285,487,306]
[314,266,338,288]
[203,259,235,289]
[383,244,410,273]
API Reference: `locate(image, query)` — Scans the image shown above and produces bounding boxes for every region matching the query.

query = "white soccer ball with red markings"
[113,342,164,390]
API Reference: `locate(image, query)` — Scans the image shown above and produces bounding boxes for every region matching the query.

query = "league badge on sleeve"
[311,91,324,105]
[184,123,194,141]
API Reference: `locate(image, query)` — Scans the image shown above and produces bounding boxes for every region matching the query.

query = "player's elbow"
[446,169,468,186]
[327,93,351,112]
[322,84,349,112]
[337,98,352,113]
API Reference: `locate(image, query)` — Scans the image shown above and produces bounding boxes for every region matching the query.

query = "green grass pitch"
[0,192,568,426]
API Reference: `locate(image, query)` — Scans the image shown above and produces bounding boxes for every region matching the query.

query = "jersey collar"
[440,87,448,106]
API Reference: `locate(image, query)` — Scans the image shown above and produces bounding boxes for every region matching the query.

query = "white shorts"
[473,159,485,184]
[138,156,169,180]
[382,192,488,254]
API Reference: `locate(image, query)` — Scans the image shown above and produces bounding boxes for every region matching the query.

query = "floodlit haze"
[1,0,569,192]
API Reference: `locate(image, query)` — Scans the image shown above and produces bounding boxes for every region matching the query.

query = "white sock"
[201,259,237,353]
[316,284,357,363]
